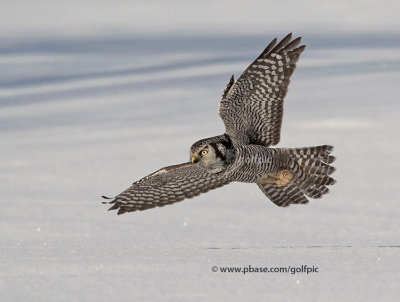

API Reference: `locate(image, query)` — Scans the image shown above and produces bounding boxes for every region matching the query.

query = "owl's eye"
[201,150,208,156]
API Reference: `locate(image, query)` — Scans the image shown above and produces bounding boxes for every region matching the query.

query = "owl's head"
[190,134,234,173]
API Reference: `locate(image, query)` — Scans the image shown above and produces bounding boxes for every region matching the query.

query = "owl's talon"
[261,169,293,186]
[276,169,293,186]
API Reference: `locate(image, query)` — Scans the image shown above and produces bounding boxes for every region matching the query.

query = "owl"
[102,33,336,215]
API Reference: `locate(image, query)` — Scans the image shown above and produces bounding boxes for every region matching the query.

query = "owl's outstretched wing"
[102,162,230,214]
[218,33,305,146]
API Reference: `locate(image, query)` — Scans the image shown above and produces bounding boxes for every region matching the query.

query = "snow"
[1,0,400,37]
[1,1,400,301]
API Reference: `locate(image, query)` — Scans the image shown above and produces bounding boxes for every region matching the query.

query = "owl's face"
[190,134,234,173]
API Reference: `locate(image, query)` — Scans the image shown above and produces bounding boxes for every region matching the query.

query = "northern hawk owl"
[103,33,336,215]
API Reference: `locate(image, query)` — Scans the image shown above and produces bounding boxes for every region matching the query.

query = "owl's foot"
[276,169,293,186]
[261,169,293,187]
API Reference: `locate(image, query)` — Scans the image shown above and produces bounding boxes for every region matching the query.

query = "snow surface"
[1,1,400,301]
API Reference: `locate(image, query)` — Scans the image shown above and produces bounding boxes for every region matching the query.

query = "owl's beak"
[191,155,199,164]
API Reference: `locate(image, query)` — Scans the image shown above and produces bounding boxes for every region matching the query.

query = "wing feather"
[257,182,309,207]
[103,162,230,214]
[219,33,305,146]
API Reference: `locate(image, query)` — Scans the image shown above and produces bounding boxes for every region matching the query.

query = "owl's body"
[103,33,336,215]
[227,145,284,183]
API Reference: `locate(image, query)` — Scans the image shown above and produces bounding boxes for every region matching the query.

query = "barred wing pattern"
[257,182,309,207]
[257,145,336,207]
[103,163,230,214]
[219,33,305,146]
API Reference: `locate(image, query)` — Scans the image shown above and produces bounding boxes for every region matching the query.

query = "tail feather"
[288,145,334,164]
[309,175,336,186]
[305,185,329,199]
[257,145,336,207]
[294,158,335,175]
[288,145,336,200]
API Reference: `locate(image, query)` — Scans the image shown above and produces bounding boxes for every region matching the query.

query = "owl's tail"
[256,145,336,207]
[286,145,336,198]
